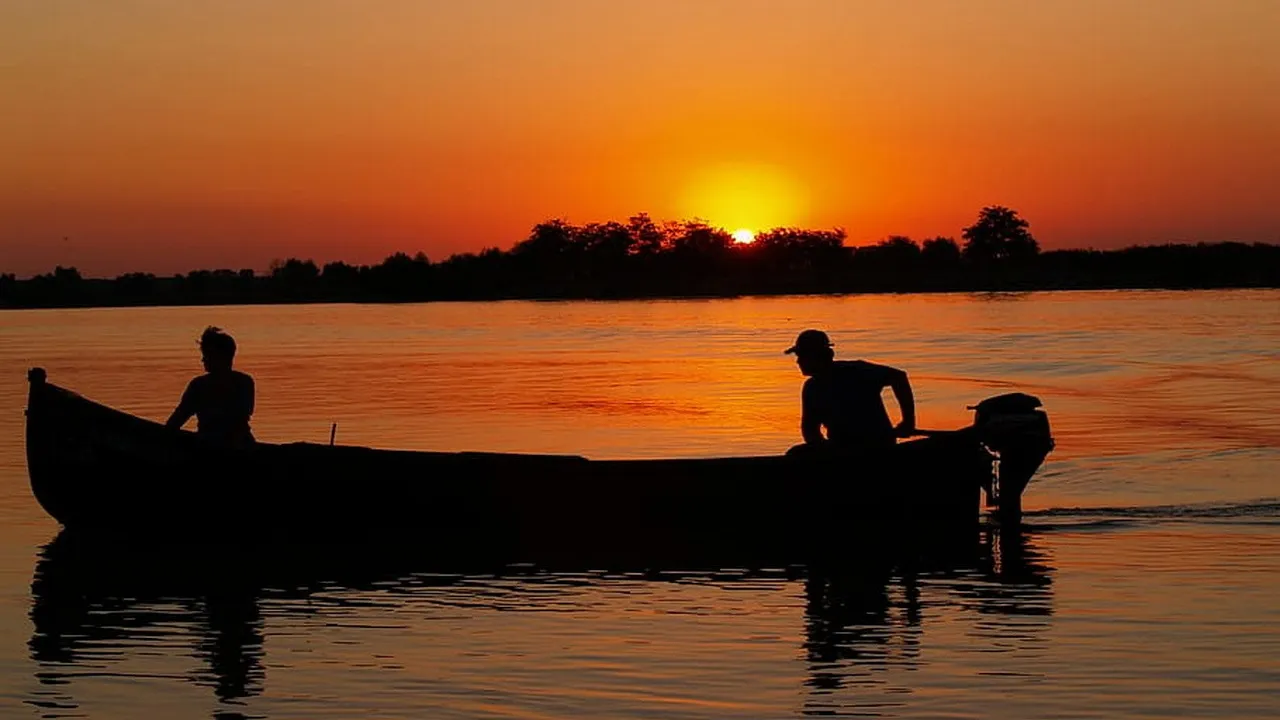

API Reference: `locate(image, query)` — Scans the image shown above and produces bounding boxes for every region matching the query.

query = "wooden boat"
[24,367,1053,553]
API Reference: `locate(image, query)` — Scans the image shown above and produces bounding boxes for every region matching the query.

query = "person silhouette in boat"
[785,329,916,455]
[166,326,255,447]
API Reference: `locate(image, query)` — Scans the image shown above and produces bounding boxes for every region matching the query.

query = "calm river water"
[1,290,1278,718]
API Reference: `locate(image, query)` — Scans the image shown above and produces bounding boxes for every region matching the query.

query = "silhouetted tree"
[53,266,83,284]
[321,260,360,287]
[849,237,923,290]
[755,228,846,255]
[316,260,360,301]
[270,259,319,281]
[754,228,845,273]
[0,272,16,305]
[111,271,151,303]
[513,219,577,259]
[627,213,665,257]
[746,228,848,292]
[644,220,733,294]
[436,247,512,299]
[921,236,962,265]
[579,221,633,259]
[509,220,585,295]
[914,236,964,290]
[366,252,432,300]
[869,236,922,262]
[16,266,86,307]
[667,220,732,256]
[962,206,1039,263]
[185,269,214,297]
[270,259,320,300]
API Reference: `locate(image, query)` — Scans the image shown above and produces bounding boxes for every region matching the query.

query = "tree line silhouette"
[3,207,1278,309]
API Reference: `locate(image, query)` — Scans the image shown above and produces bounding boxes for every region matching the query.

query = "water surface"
[2,290,1277,718]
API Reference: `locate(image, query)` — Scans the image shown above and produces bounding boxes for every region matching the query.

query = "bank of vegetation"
[3,207,1277,309]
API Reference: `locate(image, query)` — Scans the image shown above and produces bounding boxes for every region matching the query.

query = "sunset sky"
[3,0,1278,277]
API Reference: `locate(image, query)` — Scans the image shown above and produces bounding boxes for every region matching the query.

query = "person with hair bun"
[166,326,256,447]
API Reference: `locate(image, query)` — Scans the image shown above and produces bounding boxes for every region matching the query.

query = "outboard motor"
[970,392,1054,523]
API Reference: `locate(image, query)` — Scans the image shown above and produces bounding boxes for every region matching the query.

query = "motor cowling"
[971,393,1052,452]
[969,392,1054,520]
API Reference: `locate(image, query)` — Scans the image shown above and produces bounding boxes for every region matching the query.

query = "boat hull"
[25,369,1049,556]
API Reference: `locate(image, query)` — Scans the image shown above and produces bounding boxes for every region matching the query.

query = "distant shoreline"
[4,263,1277,311]
[2,285,1278,313]
[5,215,1278,310]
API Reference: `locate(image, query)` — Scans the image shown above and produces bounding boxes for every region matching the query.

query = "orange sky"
[3,0,1278,277]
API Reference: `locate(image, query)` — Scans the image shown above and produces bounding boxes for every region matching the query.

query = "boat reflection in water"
[28,524,1053,718]
[800,525,1052,715]
[29,533,272,714]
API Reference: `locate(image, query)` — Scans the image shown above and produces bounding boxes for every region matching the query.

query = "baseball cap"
[784,329,833,355]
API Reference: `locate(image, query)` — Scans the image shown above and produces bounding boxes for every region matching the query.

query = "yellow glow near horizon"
[5,2,1280,276]
[731,229,756,244]
[681,164,807,235]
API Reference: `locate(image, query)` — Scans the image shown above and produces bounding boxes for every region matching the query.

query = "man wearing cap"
[784,329,916,453]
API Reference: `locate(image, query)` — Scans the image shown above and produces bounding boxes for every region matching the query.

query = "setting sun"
[731,229,756,244]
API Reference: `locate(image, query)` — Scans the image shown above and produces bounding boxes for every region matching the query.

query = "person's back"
[176,370,255,444]
[803,360,898,449]
[167,326,255,447]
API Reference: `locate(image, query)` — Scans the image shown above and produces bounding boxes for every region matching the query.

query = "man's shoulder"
[834,359,902,380]
[231,370,255,386]
[842,358,901,370]
[194,370,254,391]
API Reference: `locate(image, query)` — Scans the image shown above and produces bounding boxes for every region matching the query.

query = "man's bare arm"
[801,415,825,444]
[800,380,826,444]
[888,369,916,435]
[166,383,195,429]
[166,404,193,430]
